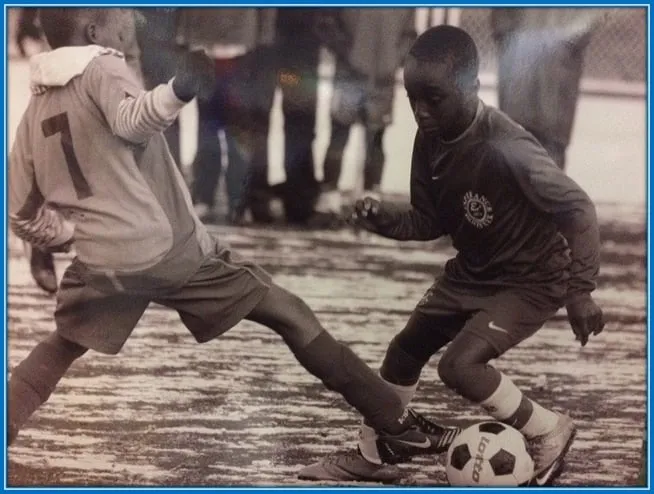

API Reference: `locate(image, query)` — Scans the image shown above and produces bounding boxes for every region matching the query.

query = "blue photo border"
[1,1,650,493]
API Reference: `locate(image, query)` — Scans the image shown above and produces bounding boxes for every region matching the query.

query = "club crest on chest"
[463,191,494,229]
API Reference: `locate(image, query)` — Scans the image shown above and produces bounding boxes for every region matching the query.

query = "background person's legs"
[191,96,224,222]
[278,41,321,224]
[362,82,395,194]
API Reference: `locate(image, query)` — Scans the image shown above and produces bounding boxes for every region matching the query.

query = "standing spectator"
[246,9,325,225]
[135,8,182,165]
[15,8,43,57]
[176,8,277,224]
[312,8,417,226]
[491,8,603,170]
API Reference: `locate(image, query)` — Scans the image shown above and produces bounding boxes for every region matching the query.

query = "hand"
[566,293,605,347]
[47,238,74,253]
[349,196,384,232]
[172,50,216,103]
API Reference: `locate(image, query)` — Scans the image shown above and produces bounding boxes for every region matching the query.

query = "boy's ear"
[85,23,98,44]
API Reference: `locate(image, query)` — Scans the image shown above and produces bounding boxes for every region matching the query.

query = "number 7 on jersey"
[41,112,92,200]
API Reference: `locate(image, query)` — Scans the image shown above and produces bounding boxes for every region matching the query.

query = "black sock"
[8,336,86,444]
[379,338,427,386]
[289,331,407,433]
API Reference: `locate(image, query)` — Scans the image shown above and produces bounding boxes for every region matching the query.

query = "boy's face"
[88,9,135,53]
[404,54,474,138]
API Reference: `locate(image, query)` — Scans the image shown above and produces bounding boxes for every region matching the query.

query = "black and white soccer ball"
[445,421,534,486]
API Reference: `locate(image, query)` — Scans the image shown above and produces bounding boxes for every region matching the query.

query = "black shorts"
[413,277,562,355]
[54,248,271,355]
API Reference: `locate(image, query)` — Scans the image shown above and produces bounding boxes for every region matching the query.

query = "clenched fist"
[172,50,216,103]
[350,196,398,233]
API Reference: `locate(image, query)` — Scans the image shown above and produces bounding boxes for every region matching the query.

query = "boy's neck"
[441,98,480,143]
[67,33,91,47]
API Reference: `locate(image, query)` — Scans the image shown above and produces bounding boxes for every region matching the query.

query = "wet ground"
[6,202,647,487]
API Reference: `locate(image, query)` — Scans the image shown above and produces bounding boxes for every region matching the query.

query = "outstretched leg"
[298,310,463,482]
[8,332,88,445]
[246,283,455,466]
[246,284,408,434]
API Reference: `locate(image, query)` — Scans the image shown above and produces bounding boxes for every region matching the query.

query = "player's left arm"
[502,137,604,346]
[8,115,75,252]
[84,52,213,145]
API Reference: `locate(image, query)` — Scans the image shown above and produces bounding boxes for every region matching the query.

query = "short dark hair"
[408,25,479,86]
[38,8,109,49]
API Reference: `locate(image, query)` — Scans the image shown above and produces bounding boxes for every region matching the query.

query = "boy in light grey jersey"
[8,8,465,466]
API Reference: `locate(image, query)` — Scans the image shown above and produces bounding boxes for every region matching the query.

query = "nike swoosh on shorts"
[488,321,510,334]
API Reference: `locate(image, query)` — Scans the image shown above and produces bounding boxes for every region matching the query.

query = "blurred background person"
[14,8,44,58]
[245,8,326,226]
[311,8,416,227]
[176,8,277,225]
[135,8,182,166]
[491,8,603,170]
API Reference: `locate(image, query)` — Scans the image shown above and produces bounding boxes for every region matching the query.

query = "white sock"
[520,400,560,438]
[358,377,418,464]
[385,380,417,409]
[480,372,559,439]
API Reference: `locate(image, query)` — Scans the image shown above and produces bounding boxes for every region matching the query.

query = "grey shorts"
[414,277,562,355]
[54,248,271,355]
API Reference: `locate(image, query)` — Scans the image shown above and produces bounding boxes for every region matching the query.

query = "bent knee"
[437,351,482,392]
[437,350,502,402]
[250,284,323,345]
[437,354,460,391]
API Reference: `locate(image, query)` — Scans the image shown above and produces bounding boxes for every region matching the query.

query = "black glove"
[172,49,216,103]
[566,293,605,347]
[349,197,395,233]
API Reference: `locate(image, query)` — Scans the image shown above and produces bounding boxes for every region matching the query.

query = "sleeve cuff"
[153,79,188,119]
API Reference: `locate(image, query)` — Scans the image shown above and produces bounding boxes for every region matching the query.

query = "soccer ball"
[445,421,534,486]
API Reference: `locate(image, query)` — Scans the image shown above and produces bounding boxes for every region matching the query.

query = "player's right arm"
[352,132,444,241]
[84,50,214,144]
[8,114,75,250]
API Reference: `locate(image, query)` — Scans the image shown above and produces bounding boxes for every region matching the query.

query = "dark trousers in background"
[248,39,321,224]
[323,124,386,193]
[322,64,395,192]
[191,55,256,218]
[136,8,182,166]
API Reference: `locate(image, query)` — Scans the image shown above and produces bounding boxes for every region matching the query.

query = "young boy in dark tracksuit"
[300,25,604,486]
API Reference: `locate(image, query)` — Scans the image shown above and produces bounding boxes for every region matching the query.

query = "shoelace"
[412,412,446,435]
[412,413,462,450]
